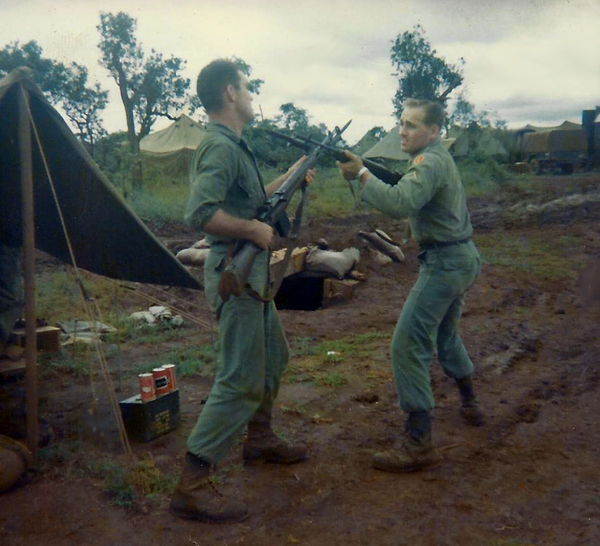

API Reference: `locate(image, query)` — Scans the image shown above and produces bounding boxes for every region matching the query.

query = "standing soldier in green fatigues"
[170,59,314,523]
[337,98,484,473]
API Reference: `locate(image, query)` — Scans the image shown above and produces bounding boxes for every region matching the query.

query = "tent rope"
[22,87,134,460]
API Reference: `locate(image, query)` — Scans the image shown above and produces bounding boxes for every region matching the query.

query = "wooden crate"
[12,326,62,353]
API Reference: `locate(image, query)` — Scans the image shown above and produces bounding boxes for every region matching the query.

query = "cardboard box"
[13,326,61,352]
[119,389,180,442]
[323,279,359,304]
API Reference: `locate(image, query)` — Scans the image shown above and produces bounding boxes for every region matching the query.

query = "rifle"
[218,120,352,301]
[263,128,403,186]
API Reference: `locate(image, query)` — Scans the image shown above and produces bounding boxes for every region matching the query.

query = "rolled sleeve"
[185,141,237,229]
[360,156,440,219]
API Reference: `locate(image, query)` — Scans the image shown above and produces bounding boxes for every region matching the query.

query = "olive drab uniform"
[184,123,289,464]
[360,139,480,413]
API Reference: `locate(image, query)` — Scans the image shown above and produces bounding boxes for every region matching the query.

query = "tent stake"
[18,84,39,457]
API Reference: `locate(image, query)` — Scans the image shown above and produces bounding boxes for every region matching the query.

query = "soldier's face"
[399,107,439,155]
[234,72,254,124]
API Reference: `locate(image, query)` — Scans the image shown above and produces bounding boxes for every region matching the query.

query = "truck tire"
[561,163,574,175]
[529,158,542,175]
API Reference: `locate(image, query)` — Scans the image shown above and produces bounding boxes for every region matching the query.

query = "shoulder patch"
[414,155,425,165]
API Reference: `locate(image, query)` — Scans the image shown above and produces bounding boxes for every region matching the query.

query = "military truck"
[520,122,587,175]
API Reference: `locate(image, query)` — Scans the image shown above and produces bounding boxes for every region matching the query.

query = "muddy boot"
[373,411,439,473]
[243,421,307,464]
[456,376,485,426]
[170,453,248,523]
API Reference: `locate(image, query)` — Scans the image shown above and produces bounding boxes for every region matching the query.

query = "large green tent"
[140,114,205,176]
[0,68,202,290]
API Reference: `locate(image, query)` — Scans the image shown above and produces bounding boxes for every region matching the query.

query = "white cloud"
[0,0,598,142]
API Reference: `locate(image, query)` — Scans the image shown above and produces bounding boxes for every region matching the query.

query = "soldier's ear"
[225,84,237,103]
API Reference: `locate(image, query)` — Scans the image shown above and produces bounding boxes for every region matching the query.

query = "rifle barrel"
[263,129,402,186]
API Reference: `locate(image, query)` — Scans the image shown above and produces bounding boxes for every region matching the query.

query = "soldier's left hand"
[287,155,316,186]
[336,151,363,180]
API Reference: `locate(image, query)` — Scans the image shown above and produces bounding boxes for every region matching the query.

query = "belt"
[419,238,471,251]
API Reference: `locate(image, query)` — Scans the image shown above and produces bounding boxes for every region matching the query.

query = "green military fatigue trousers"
[187,247,289,464]
[391,240,480,412]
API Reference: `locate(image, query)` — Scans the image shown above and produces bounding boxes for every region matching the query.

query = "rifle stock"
[218,121,352,301]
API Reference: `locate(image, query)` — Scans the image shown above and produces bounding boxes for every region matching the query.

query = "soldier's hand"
[336,151,363,180]
[249,220,275,250]
[286,155,316,185]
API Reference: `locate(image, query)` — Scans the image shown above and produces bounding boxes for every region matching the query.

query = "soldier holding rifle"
[337,98,484,473]
[171,59,314,523]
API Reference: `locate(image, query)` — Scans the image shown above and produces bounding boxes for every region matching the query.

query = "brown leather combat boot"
[373,410,438,473]
[456,376,485,426]
[243,421,307,464]
[170,453,248,523]
[373,436,439,473]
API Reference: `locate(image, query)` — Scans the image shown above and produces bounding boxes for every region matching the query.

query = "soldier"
[337,98,484,473]
[170,59,314,522]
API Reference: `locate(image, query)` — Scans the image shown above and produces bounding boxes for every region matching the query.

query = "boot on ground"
[373,410,438,473]
[170,453,248,523]
[455,376,485,426]
[373,436,439,473]
[243,421,307,464]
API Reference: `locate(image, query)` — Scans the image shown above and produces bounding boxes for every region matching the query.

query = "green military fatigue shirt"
[360,139,473,245]
[185,122,268,247]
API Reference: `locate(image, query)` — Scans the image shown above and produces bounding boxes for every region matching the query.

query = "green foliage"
[390,25,464,117]
[97,11,190,191]
[316,371,347,387]
[0,40,108,151]
[130,343,215,378]
[459,154,510,196]
[0,40,70,102]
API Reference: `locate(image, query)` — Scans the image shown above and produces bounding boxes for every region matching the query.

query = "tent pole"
[18,84,39,457]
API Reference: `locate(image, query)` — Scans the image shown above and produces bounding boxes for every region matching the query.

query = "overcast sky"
[1,0,599,143]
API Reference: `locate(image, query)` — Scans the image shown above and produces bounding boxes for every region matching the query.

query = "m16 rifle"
[218,120,352,301]
[263,128,403,186]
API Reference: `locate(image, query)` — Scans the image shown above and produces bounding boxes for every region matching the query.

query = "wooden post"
[18,84,39,457]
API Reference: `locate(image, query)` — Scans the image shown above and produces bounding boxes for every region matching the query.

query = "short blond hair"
[404,98,445,128]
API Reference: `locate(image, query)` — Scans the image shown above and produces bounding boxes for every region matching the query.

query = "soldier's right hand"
[249,220,274,250]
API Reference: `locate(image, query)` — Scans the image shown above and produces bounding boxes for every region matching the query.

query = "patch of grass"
[285,331,390,386]
[316,371,347,387]
[130,343,216,378]
[39,346,91,377]
[475,232,582,280]
[489,538,535,546]
[290,337,317,358]
[85,455,178,509]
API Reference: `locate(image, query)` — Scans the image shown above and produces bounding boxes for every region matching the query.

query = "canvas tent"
[450,125,509,161]
[140,114,205,176]
[363,125,410,161]
[0,68,201,290]
[363,124,455,162]
[0,67,202,454]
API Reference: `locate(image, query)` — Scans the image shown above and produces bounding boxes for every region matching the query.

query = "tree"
[97,12,190,191]
[276,102,310,132]
[0,40,108,153]
[447,91,507,131]
[390,25,464,118]
[0,40,69,103]
[61,63,109,155]
[188,56,264,119]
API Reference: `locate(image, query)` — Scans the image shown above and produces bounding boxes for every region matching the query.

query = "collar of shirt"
[207,122,255,154]
[409,137,442,161]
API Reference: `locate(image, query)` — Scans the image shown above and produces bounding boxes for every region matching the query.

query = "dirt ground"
[1,173,600,546]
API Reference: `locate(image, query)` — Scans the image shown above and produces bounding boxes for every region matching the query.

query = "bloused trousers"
[187,248,289,464]
[391,240,480,413]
